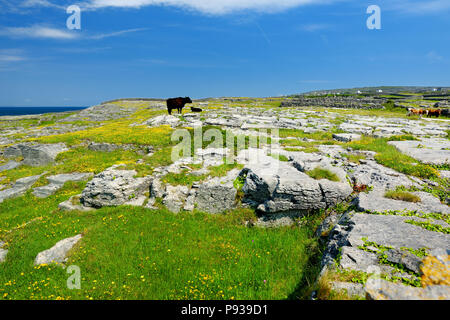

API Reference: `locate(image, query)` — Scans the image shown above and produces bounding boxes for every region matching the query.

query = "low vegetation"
[384,190,421,203]
[306,168,340,182]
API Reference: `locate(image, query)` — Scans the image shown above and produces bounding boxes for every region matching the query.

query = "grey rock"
[240,152,352,214]
[183,189,197,212]
[0,241,7,263]
[80,168,151,208]
[321,212,450,271]
[347,213,450,251]
[146,115,181,127]
[163,185,189,213]
[59,195,94,212]
[331,281,365,298]
[339,246,379,273]
[256,212,301,228]
[0,174,44,203]
[150,178,165,199]
[0,161,21,172]
[389,139,450,165]
[333,133,361,143]
[347,160,420,190]
[365,278,450,300]
[385,249,422,274]
[88,143,121,152]
[357,190,450,215]
[33,172,93,198]
[194,169,239,214]
[34,234,82,265]
[4,143,68,167]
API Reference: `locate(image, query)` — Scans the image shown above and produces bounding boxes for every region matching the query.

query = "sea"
[0,106,87,117]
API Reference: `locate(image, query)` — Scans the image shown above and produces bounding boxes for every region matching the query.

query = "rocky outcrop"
[193,169,240,214]
[163,185,189,213]
[3,143,68,167]
[320,210,450,299]
[80,167,151,208]
[346,160,421,191]
[34,235,82,265]
[239,151,352,214]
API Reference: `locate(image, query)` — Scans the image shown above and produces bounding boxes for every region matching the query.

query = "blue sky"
[0,0,449,106]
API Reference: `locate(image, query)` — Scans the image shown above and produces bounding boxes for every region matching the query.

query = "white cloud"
[21,0,63,8]
[88,28,148,39]
[390,0,450,14]
[0,25,79,39]
[0,25,145,40]
[81,0,334,15]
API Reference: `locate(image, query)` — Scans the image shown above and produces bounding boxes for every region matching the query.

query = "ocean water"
[0,106,87,117]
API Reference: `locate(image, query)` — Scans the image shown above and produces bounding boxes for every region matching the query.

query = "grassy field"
[0,183,322,300]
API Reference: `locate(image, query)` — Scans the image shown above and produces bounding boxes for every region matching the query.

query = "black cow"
[166,97,192,115]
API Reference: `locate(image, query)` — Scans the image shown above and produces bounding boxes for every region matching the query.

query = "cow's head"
[184,97,193,104]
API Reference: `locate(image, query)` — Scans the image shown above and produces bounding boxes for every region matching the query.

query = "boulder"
[34,234,82,265]
[194,169,239,214]
[80,168,151,208]
[239,151,352,214]
[163,185,189,213]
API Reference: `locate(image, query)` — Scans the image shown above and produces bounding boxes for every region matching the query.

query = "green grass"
[306,167,340,182]
[343,153,366,164]
[0,187,322,300]
[384,190,421,203]
[347,136,440,179]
